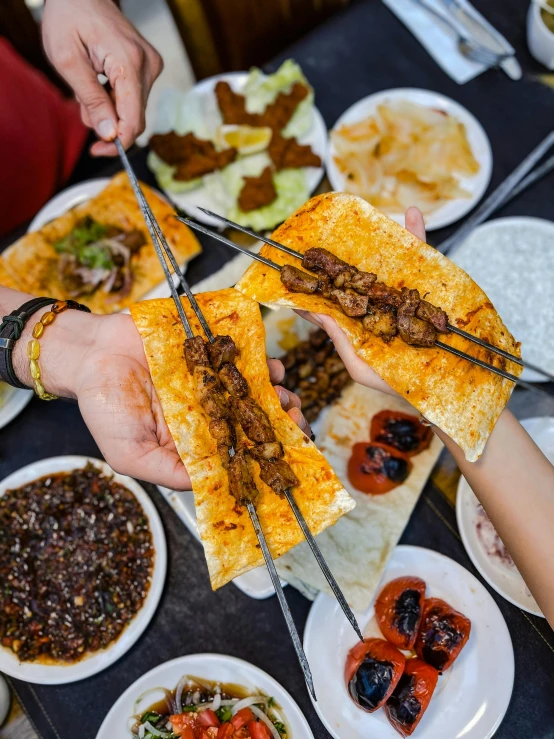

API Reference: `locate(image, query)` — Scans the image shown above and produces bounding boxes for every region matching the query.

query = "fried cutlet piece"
[259,81,310,131]
[238,167,277,212]
[149,131,237,181]
[215,81,261,126]
[268,131,321,171]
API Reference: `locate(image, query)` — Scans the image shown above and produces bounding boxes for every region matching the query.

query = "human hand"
[42,0,163,156]
[295,207,426,396]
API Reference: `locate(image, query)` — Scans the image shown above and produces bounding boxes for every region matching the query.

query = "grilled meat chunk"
[302,247,353,279]
[209,418,236,447]
[363,305,398,342]
[325,355,346,375]
[258,458,299,494]
[344,270,378,293]
[416,299,449,333]
[184,336,211,372]
[233,397,276,443]
[228,450,259,503]
[219,362,249,398]
[149,131,236,180]
[215,81,260,126]
[318,272,333,298]
[366,282,403,308]
[193,366,228,419]
[260,82,310,131]
[331,289,369,317]
[238,166,277,212]
[268,131,321,170]
[249,442,284,461]
[207,335,239,371]
[281,264,319,294]
[397,288,436,347]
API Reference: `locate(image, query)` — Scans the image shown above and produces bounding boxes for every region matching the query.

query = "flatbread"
[3,173,201,314]
[236,193,521,461]
[130,289,355,589]
[277,382,443,611]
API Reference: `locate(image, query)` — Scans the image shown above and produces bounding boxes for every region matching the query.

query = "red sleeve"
[0,37,88,237]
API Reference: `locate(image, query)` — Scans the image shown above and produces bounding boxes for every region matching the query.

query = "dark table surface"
[2,0,554,737]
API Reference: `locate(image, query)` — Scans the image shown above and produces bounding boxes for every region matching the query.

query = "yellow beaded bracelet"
[26,300,73,401]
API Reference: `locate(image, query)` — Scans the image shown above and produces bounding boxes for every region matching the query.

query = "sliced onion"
[134,687,173,714]
[250,706,281,739]
[197,697,238,711]
[138,724,146,739]
[211,692,222,711]
[144,721,172,738]
[231,696,268,715]
[174,675,191,713]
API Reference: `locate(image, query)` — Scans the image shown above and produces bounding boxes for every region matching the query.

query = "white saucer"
[0,456,166,684]
[305,545,514,739]
[96,653,314,739]
[0,384,32,430]
[326,88,492,231]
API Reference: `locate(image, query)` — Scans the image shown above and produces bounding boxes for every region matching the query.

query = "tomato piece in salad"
[345,638,406,712]
[347,442,412,494]
[415,597,471,672]
[217,724,236,739]
[170,713,198,733]
[370,410,432,457]
[231,707,255,729]
[386,658,439,737]
[248,721,272,739]
[198,710,221,728]
[375,576,426,650]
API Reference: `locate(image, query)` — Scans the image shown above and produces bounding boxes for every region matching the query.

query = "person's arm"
[42,0,163,155]
[300,208,554,629]
[1,286,310,491]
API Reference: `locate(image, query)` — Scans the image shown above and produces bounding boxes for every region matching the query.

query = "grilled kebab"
[279,247,449,347]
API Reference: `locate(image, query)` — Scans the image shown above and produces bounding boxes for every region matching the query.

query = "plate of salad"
[96,653,314,739]
[146,60,327,230]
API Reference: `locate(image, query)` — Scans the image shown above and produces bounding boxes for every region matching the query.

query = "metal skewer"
[178,215,554,399]
[116,139,325,698]
[196,208,554,382]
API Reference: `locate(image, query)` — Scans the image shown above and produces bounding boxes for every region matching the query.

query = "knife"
[439,0,522,79]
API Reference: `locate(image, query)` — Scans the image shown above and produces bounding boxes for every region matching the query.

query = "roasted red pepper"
[347,442,412,495]
[375,576,426,650]
[345,638,406,712]
[415,597,471,672]
[370,410,432,457]
[386,658,439,737]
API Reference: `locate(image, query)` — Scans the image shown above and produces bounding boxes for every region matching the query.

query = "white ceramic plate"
[0,383,32,430]
[149,71,327,227]
[326,88,492,231]
[305,545,514,739]
[96,652,315,739]
[157,485,281,599]
[27,178,186,307]
[0,456,167,684]
[451,217,554,382]
[456,416,553,618]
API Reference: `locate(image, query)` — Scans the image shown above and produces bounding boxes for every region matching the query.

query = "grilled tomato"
[347,442,412,494]
[370,410,432,457]
[345,638,406,713]
[386,658,439,737]
[375,576,426,650]
[415,597,471,672]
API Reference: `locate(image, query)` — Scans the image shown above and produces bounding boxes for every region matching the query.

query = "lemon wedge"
[217,125,272,155]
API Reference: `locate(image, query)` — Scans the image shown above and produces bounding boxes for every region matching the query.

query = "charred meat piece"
[416,299,449,333]
[332,268,358,289]
[149,131,237,181]
[366,282,403,308]
[280,264,319,294]
[233,397,276,443]
[116,230,145,254]
[260,82,310,131]
[193,366,228,420]
[207,335,239,371]
[218,362,249,398]
[228,450,259,504]
[363,305,398,342]
[318,272,333,298]
[209,418,236,448]
[215,81,260,126]
[268,131,322,170]
[397,288,436,348]
[249,442,284,461]
[184,336,211,372]
[345,270,378,294]
[331,289,369,317]
[258,458,299,494]
[238,167,277,212]
[302,247,353,279]
[325,355,346,375]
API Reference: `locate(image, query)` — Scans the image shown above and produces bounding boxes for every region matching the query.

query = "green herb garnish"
[140,711,161,724]
[273,721,287,735]
[216,706,233,723]
[54,217,114,270]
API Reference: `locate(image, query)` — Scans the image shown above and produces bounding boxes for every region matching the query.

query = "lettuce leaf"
[243,59,314,139]
[147,151,202,194]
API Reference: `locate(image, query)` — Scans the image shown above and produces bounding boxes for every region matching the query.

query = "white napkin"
[382,0,515,84]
